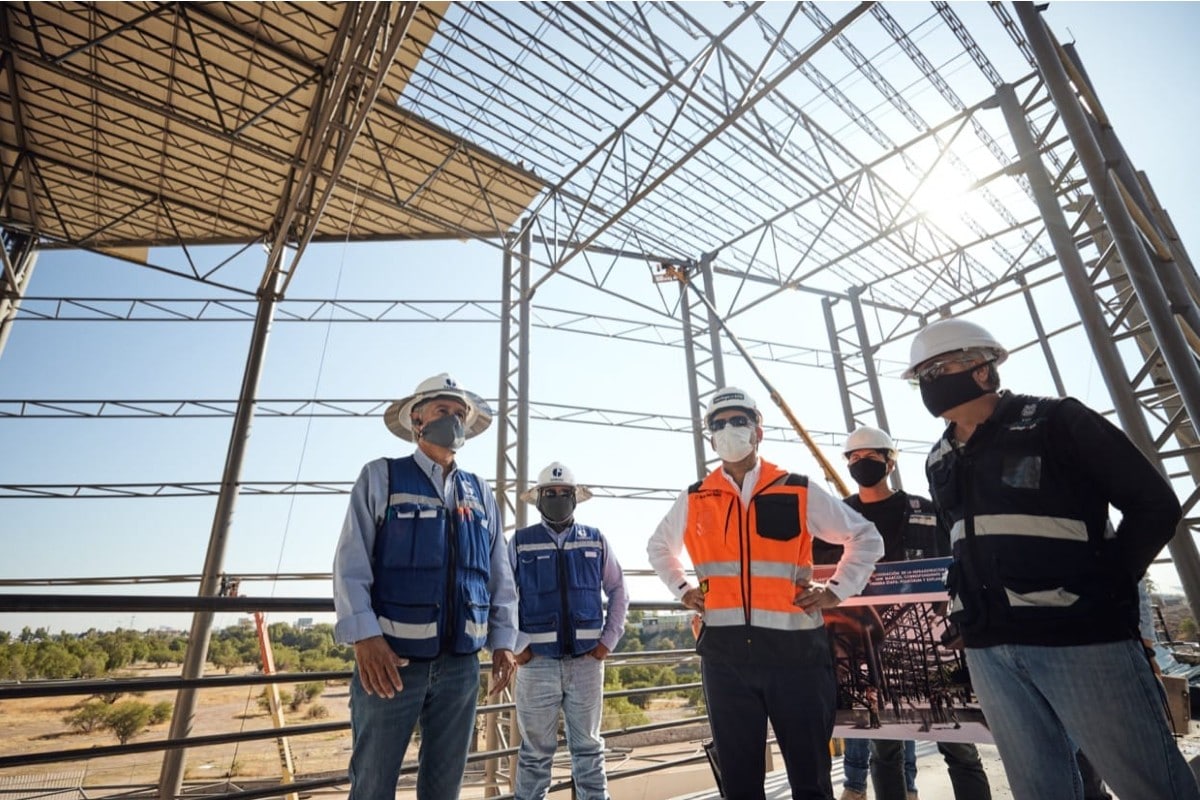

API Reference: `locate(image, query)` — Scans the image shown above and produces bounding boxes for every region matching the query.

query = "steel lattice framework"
[3,3,1200,798]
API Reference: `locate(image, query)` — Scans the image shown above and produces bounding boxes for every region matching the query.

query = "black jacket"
[926,392,1180,648]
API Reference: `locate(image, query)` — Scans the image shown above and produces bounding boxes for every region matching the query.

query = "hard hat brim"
[519,485,594,504]
[383,388,493,442]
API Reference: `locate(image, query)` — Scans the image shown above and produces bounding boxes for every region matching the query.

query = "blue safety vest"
[512,523,605,657]
[371,456,492,659]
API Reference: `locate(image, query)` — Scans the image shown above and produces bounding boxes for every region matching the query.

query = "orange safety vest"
[683,460,822,632]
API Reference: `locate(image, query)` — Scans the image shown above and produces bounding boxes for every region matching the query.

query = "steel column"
[1014,273,1066,397]
[0,230,36,361]
[822,297,857,434]
[1016,3,1200,440]
[515,225,532,529]
[998,80,1200,620]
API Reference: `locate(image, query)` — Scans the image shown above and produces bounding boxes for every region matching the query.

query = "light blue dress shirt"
[332,448,518,652]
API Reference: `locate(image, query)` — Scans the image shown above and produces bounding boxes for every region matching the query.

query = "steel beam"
[998,79,1200,621]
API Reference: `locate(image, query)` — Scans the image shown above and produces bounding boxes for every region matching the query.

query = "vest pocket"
[459,582,491,651]
[520,553,559,591]
[754,494,801,541]
[382,506,446,569]
[566,547,602,589]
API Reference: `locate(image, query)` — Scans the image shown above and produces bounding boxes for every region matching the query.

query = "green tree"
[104,701,154,745]
[147,645,177,668]
[1178,616,1198,641]
[149,701,174,725]
[602,696,649,730]
[63,701,111,733]
[33,642,82,679]
[97,635,134,671]
[0,643,29,681]
[271,645,301,672]
[78,652,108,678]
[209,641,244,675]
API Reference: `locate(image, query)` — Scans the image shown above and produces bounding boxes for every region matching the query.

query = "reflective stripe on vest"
[513,523,606,657]
[684,460,818,631]
[372,457,492,659]
[949,513,1088,545]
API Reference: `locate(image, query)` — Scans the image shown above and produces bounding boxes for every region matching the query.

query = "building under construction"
[1,2,1198,798]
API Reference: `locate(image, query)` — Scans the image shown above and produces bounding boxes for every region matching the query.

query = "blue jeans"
[348,653,480,800]
[844,739,915,799]
[514,655,607,800]
[967,640,1200,800]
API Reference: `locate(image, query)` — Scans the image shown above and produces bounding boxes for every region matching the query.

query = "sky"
[1,2,1199,636]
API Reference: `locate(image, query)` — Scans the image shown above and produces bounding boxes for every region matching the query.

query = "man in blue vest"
[333,373,518,800]
[510,462,629,800]
[907,317,1198,800]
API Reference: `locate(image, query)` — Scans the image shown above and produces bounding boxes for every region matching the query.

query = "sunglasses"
[909,356,991,384]
[709,415,753,432]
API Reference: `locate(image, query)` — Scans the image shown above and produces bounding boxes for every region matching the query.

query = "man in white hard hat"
[648,387,884,800]
[332,373,518,800]
[509,462,628,800]
[906,318,1198,800]
[816,426,990,800]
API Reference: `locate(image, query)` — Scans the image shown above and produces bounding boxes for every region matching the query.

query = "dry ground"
[0,664,354,790]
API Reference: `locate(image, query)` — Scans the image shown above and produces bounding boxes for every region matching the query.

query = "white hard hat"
[519,461,594,504]
[843,426,897,458]
[903,318,1008,380]
[705,387,762,428]
[383,373,493,442]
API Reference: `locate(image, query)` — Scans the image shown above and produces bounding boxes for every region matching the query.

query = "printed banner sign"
[816,557,992,744]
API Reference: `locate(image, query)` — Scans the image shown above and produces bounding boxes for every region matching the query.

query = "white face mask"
[712,425,755,462]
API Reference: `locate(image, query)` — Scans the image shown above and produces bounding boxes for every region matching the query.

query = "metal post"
[679,285,709,480]
[698,254,727,390]
[1014,273,1066,397]
[1016,3,1200,440]
[998,80,1200,621]
[822,297,857,433]
[516,225,532,529]
[159,263,285,799]
[848,287,902,490]
[0,230,37,361]
[494,241,516,529]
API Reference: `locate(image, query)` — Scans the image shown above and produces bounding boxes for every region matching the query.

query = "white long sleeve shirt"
[647,458,884,602]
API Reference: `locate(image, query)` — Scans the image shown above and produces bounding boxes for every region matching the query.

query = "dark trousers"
[702,657,837,800]
[872,739,992,800]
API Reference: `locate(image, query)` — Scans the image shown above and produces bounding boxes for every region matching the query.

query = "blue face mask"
[420,414,466,451]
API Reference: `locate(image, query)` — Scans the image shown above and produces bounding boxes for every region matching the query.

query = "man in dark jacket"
[906,317,1198,800]
[820,426,991,800]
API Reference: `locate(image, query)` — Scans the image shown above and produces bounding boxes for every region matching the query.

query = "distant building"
[296,617,314,630]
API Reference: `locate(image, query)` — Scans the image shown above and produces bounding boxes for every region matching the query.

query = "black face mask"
[848,458,888,488]
[538,494,576,525]
[919,368,989,417]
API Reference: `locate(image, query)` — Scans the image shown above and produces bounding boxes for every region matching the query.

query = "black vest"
[926,393,1139,648]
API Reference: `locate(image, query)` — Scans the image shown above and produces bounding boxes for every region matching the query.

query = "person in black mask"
[509,462,628,800]
[817,426,991,800]
[907,318,1198,800]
